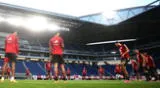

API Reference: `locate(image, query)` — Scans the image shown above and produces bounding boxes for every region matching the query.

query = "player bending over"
[1,32,19,83]
[115,42,130,83]
[49,32,67,83]
[143,52,159,81]
[134,49,149,81]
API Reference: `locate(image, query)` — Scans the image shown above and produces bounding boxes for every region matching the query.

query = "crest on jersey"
[8,37,12,41]
[54,40,59,43]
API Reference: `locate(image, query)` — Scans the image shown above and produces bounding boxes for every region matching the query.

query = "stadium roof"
[0,1,159,46]
[0,0,157,16]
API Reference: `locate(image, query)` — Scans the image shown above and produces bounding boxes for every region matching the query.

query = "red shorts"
[4,57,9,63]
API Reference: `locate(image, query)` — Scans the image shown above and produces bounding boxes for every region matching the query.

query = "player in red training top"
[82,67,87,80]
[49,32,66,83]
[114,64,121,80]
[67,67,71,80]
[45,61,52,80]
[26,68,30,79]
[134,49,149,80]
[143,52,158,81]
[131,60,140,80]
[1,32,19,83]
[115,42,130,83]
[98,66,104,79]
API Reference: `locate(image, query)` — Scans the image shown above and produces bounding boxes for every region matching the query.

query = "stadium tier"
[0,59,138,76]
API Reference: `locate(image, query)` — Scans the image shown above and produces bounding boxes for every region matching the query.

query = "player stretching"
[115,42,130,83]
[45,61,52,80]
[143,52,158,81]
[1,32,19,83]
[134,49,148,81]
[49,32,67,83]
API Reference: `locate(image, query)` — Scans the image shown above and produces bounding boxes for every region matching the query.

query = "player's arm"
[122,44,130,56]
[16,36,19,55]
[61,38,64,50]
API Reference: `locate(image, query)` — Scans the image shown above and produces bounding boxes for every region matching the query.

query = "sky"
[0,0,156,17]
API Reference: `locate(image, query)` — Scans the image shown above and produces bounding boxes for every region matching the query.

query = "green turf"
[0,80,160,88]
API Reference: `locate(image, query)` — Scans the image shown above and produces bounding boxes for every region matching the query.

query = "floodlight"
[86,39,136,45]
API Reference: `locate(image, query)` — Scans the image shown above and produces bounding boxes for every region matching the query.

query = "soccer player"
[49,32,67,83]
[45,61,52,80]
[1,32,19,82]
[114,64,121,80]
[143,52,158,81]
[134,49,148,81]
[67,67,71,80]
[82,67,87,80]
[26,68,30,79]
[98,66,104,79]
[131,60,140,80]
[115,42,130,83]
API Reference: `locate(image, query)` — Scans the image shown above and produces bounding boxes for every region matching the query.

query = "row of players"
[0,32,159,83]
[115,43,159,83]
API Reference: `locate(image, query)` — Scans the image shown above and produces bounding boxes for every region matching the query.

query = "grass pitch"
[0,80,160,88]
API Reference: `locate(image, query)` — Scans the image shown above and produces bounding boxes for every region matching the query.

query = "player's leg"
[68,74,70,80]
[143,66,150,81]
[51,55,59,82]
[54,63,59,81]
[59,55,67,81]
[60,64,67,81]
[10,61,16,82]
[1,62,8,82]
[99,73,102,79]
[135,70,140,80]
[10,53,17,82]
[121,60,129,80]
[48,70,51,80]
[150,67,158,81]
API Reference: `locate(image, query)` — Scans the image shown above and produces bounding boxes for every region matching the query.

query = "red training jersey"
[145,55,155,68]
[5,34,19,54]
[49,36,64,55]
[136,53,143,64]
[119,44,130,59]
[131,60,138,71]
[114,65,121,73]
[45,62,51,71]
